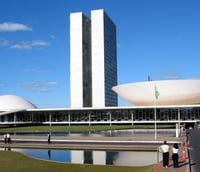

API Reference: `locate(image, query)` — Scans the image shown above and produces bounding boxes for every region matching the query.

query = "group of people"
[159,140,179,168]
[3,133,11,144]
[3,133,51,144]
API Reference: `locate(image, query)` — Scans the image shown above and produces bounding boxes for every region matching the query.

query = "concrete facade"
[70,9,117,108]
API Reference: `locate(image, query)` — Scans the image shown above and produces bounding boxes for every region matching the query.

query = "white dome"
[0,95,36,111]
[112,79,200,106]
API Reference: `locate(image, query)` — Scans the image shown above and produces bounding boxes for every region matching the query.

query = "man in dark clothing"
[159,140,170,168]
[47,133,51,144]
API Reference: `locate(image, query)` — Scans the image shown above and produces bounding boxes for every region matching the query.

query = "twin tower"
[70,9,118,108]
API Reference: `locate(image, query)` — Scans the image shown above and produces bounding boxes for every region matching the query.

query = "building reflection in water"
[48,149,51,160]
[84,151,93,164]
[71,150,159,166]
[7,148,160,166]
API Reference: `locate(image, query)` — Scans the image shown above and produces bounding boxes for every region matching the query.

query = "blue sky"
[0,0,200,108]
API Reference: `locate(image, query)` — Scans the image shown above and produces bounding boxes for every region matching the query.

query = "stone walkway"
[0,135,184,150]
[151,144,188,172]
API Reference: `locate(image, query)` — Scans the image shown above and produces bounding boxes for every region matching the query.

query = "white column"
[175,123,179,137]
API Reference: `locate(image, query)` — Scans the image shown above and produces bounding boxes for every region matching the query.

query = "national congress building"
[70,9,117,108]
[0,9,200,129]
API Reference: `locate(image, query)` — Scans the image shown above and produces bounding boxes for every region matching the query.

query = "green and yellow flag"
[154,85,160,100]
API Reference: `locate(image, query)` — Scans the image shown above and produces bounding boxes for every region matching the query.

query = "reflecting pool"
[9,148,161,166]
[12,129,176,138]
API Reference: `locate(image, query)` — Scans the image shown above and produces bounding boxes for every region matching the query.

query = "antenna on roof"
[148,75,152,81]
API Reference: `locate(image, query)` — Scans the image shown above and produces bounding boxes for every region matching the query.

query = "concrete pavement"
[187,129,200,172]
[0,134,184,150]
[151,144,188,172]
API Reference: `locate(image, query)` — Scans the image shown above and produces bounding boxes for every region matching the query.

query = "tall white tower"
[70,9,117,108]
[70,12,92,108]
[91,9,117,107]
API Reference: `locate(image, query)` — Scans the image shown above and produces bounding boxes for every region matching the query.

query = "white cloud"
[0,39,9,46]
[163,75,180,80]
[18,80,59,93]
[0,83,5,87]
[50,34,56,39]
[10,43,31,50]
[31,40,49,46]
[18,81,49,92]
[23,69,51,73]
[47,82,59,85]
[33,87,49,92]
[10,40,50,50]
[0,22,32,32]
[18,81,42,87]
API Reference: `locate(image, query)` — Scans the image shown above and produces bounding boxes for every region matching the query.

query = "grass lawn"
[0,124,175,133]
[0,150,156,172]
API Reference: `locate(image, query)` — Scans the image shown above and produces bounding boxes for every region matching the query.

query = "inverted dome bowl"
[112,79,200,106]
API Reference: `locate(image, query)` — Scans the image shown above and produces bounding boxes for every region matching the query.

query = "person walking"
[172,143,179,168]
[159,140,169,168]
[3,133,7,144]
[7,133,11,144]
[47,133,51,144]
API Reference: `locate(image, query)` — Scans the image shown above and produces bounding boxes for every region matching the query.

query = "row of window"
[1,107,200,124]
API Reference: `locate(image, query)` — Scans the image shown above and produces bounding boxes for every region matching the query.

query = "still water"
[9,148,161,167]
[3,129,173,166]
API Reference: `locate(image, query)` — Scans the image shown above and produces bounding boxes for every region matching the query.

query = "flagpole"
[154,98,157,140]
[154,85,159,140]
